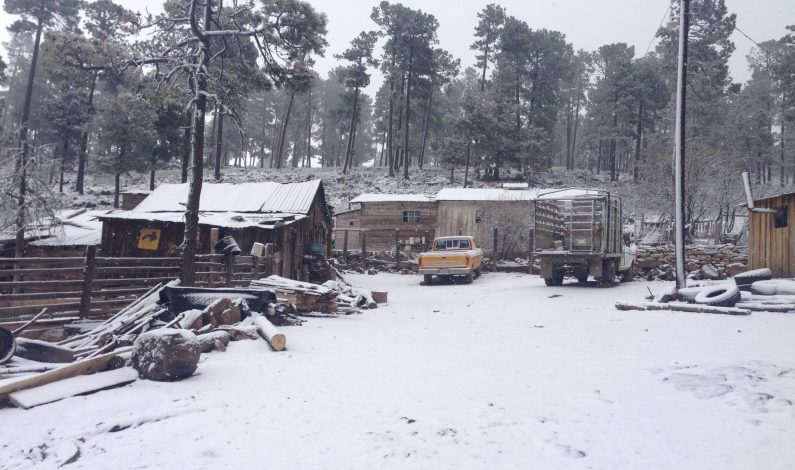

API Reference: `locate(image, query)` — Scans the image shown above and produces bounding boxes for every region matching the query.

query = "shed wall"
[748,194,795,277]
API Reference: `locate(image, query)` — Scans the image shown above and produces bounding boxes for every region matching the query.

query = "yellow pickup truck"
[418,236,483,285]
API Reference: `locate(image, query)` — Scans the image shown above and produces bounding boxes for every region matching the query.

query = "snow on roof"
[132,180,322,214]
[350,193,433,203]
[23,209,108,247]
[502,182,529,189]
[435,188,540,201]
[99,211,305,229]
[535,188,609,200]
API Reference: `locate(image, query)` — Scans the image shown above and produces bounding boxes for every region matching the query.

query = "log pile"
[250,276,339,313]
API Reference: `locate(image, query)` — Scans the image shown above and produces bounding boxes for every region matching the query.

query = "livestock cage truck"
[534,190,634,286]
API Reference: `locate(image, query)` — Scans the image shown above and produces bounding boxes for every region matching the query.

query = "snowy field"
[2,273,794,469]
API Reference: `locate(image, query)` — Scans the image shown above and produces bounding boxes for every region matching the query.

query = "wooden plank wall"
[436,200,535,256]
[336,201,438,252]
[749,194,795,277]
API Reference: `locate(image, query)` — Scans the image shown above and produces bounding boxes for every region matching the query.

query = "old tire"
[677,286,705,303]
[734,268,772,290]
[545,272,564,286]
[600,260,617,285]
[694,285,741,307]
[0,328,15,364]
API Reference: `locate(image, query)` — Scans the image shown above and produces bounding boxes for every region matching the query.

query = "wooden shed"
[98,180,332,281]
[748,192,795,277]
[334,194,437,253]
[435,188,537,257]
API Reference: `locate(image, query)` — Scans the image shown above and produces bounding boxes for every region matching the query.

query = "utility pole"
[674,0,690,289]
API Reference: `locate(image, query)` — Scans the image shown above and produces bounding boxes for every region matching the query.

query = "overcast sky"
[2,0,792,94]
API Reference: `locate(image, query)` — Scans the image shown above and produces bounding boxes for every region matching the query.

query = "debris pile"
[0,275,385,409]
[633,244,748,281]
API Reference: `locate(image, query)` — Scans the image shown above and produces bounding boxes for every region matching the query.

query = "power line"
[645,2,672,55]
[735,25,763,49]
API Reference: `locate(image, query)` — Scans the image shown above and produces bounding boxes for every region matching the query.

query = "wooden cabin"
[748,192,795,277]
[98,180,332,281]
[435,188,537,257]
[334,194,437,253]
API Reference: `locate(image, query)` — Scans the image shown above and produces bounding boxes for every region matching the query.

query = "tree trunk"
[404,51,414,181]
[214,107,224,181]
[386,31,397,178]
[113,172,121,208]
[572,94,581,170]
[464,142,471,188]
[59,134,69,194]
[181,0,212,286]
[181,125,190,183]
[76,73,98,195]
[343,85,360,174]
[305,87,312,168]
[480,43,490,93]
[275,90,296,169]
[14,16,43,259]
[633,99,644,180]
[419,89,433,169]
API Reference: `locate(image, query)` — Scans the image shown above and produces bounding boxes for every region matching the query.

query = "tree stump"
[132,329,200,381]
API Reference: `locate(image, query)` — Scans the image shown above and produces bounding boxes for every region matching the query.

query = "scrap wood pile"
[0,281,291,409]
[330,250,416,275]
[249,275,381,314]
[615,268,795,315]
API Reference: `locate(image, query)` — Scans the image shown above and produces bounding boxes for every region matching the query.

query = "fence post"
[79,245,97,319]
[361,231,367,269]
[395,229,400,270]
[343,229,349,261]
[224,253,234,287]
[492,227,499,273]
[252,255,260,281]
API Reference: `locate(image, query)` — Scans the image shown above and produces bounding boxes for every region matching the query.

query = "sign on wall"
[137,228,161,251]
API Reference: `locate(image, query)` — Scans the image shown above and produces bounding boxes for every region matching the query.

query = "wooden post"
[224,255,233,287]
[361,231,367,269]
[343,229,349,261]
[493,227,498,272]
[395,229,400,270]
[252,255,260,281]
[78,245,97,319]
[209,228,220,254]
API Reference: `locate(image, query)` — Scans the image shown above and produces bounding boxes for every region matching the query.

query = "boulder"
[700,264,720,280]
[132,329,200,381]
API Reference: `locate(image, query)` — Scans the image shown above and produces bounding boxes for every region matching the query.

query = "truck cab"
[418,236,483,285]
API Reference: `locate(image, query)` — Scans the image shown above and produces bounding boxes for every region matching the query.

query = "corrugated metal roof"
[435,188,540,201]
[132,180,322,214]
[100,211,305,228]
[536,188,609,200]
[350,193,433,203]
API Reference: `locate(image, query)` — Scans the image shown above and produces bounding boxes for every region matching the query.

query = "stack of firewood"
[250,276,340,313]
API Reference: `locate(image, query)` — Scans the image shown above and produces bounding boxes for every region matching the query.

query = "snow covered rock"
[132,329,200,381]
[700,264,720,280]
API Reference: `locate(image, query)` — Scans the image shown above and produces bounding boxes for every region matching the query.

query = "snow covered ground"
[2,273,794,469]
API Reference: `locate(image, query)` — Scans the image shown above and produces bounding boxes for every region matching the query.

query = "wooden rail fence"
[0,247,283,321]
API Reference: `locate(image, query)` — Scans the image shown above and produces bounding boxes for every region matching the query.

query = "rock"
[726,262,748,277]
[132,329,200,381]
[700,264,720,280]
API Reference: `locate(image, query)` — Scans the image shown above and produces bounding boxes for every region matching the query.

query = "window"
[435,238,471,250]
[403,210,421,223]
[774,206,788,229]
[475,210,483,223]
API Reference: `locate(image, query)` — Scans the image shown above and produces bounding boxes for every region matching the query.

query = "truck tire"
[463,272,474,284]
[577,273,588,284]
[423,275,433,285]
[620,262,635,282]
[599,260,617,285]
[545,272,564,286]
[734,268,772,290]
[694,285,741,307]
[474,268,481,278]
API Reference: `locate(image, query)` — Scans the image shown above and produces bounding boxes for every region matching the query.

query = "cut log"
[131,329,200,381]
[196,331,230,353]
[0,347,131,400]
[0,328,15,364]
[9,367,138,409]
[203,298,233,327]
[218,324,259,341]
[252,315,286,351]
[615,301,751,316]
[177,309,204,330]
[14,338,75,363]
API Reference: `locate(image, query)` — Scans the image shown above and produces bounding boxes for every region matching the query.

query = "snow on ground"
[1,273,794,469]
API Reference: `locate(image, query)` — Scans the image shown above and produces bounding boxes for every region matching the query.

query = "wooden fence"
[0,247,283,321]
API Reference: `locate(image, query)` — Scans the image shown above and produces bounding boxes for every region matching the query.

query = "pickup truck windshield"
[435,238,471,250]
